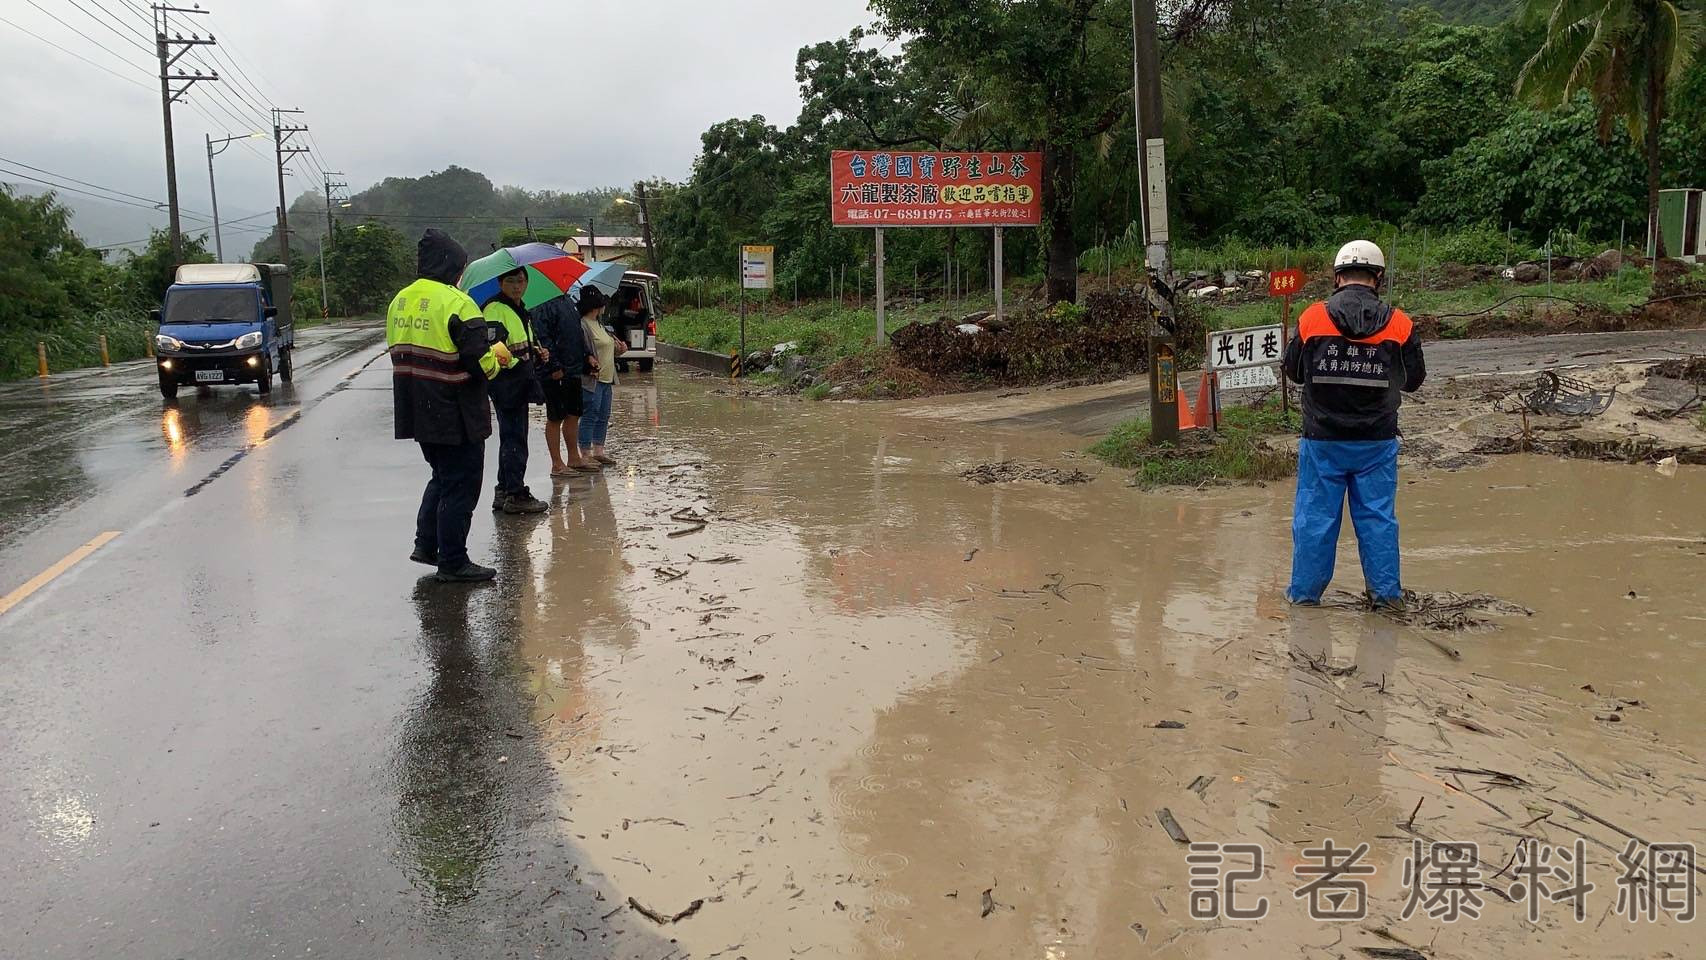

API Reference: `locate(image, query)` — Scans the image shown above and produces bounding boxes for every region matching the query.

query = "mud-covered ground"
[526,375,1706,958]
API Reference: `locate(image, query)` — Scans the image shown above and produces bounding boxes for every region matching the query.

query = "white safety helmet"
[1333,240,1386,277]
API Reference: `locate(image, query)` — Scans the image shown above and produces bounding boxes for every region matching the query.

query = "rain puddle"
[508,371,1706,958]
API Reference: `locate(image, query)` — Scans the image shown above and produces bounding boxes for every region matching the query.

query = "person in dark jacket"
[1282,240,1426,609]
[482,269,549,514]
[531,291,600,475]
[386,229,504,583]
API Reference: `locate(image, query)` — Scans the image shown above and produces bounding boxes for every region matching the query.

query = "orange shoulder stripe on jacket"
[1296,302,1412,344]
[1296,302,1335,340]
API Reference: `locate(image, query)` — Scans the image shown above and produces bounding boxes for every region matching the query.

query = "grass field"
[1089,400,1299,488]
[660,294,1003,365]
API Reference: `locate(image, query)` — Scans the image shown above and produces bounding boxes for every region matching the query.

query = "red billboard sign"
[831,150,1043,228]
[1268,268,1306,298]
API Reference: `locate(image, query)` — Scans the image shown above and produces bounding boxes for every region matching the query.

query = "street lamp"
[206,132,266,262]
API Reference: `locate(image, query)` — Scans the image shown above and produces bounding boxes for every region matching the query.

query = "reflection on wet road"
[1,355,1703,958]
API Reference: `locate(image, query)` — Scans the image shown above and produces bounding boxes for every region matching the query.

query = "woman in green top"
[484,268,549,513]
[578,289,623,464]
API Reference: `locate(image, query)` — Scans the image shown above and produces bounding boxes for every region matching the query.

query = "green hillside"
[1409,0,1519,24]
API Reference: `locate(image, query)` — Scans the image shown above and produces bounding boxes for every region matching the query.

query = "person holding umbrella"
[460,243,594,509]
[481,268,549,514]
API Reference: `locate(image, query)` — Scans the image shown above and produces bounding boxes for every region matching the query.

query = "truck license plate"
[195,369,225,383]
[629,331,645,349]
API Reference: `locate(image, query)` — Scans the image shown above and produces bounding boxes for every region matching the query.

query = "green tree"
[1415,100,1646,236]
[1516,0,1703,254]
[0,186,82,332]
[871,0,1137,303]
[324,221,411,315]
[123,229,214,306]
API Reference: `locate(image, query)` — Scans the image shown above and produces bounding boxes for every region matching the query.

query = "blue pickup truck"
[153,262,295,400]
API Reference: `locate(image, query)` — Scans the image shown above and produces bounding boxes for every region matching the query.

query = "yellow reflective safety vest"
[386,278,498,443]
[484,299,529,349]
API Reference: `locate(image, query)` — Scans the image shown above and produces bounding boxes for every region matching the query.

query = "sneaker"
[436,561,497,583]
[1371,594,1408,613]
[500,486,548,514]
[409,547,438,566]
[491,488,507,511]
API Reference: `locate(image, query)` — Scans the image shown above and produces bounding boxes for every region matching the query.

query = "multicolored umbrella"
[460,242,590,309]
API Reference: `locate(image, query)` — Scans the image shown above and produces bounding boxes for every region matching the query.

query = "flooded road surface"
[2,358,1703,958]
[514,376,1706,958]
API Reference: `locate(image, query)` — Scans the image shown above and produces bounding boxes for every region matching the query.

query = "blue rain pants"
[1288,438,1401,604]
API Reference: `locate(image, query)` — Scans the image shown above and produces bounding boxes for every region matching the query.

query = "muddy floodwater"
[507,372,1705,958]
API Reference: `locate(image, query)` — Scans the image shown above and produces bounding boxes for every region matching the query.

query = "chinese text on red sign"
[830,151,1043,228]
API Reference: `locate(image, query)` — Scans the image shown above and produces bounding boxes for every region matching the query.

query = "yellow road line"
[0,531,121,617]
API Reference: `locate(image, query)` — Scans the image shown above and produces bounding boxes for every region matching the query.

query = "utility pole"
[320,173,346,319]
[206,134,223,262]
[635,182,660,276]
[1131,0,1177,443]
[272,107,309,264]
[206,131,263,262]
[587,218,598,261]
[323,172,347,248]
[153,4,217,271]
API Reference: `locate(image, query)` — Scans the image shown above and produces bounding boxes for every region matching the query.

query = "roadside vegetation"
[1089,400,1300,488]
[1,184,400,381]
[647,3,1706,306]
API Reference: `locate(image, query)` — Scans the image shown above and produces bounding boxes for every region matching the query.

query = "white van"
[609,271,660,373]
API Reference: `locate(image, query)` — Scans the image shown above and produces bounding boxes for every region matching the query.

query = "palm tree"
[1517,0,1702,256]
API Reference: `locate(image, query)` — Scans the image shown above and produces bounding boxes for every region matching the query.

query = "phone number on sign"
[843,207,1036,223]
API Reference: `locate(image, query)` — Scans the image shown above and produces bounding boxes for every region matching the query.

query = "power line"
[81,0,151,43]
[0,13,153,89]
[20,0,150,70]
[0,165,176,214]
[203,11,282,107]
[61,0,152,53]
[0,154,209,215]
[203,41,271,112]
[199,47,271,122]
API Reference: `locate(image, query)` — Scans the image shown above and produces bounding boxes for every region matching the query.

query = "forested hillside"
[244,165,640,263]
[1409,0,1516,24]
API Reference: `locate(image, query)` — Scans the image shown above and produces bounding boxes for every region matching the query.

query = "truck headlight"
[155,334,184,352]
[234,331,262,350]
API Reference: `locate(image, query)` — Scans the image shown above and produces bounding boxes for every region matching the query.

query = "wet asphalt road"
[0,324,674,959]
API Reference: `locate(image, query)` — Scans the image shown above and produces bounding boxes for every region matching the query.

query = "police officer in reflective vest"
[1282,241,1426,609]
[387,229,508,583]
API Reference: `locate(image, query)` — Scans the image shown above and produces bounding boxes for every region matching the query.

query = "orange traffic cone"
[1197,372,1216,430]
[1177,375,1197,430]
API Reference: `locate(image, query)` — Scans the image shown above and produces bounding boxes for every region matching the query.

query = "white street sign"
[1218,365,1279,391]
[1207,324,1284,371]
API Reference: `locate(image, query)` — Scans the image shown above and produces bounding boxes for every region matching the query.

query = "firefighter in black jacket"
[1282,240,1426,609]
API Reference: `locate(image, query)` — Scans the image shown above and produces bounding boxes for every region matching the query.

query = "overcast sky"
[1,0,875,247]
